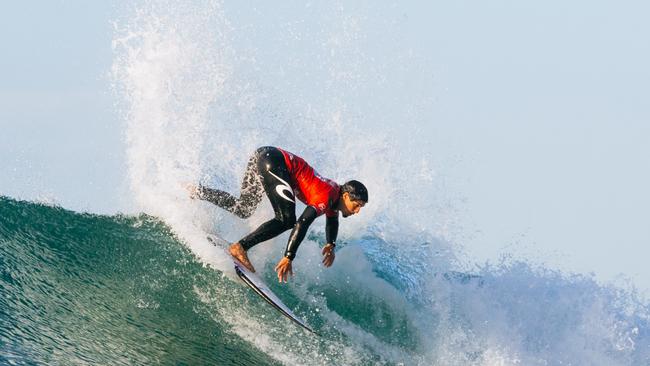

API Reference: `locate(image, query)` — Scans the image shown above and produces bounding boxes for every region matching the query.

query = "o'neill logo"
[268,171,295,203]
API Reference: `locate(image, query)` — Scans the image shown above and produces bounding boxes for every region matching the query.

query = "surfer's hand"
[322,243,335,267]
[274,257,293,283]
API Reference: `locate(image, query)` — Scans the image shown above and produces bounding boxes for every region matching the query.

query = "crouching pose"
[189,146,368,282]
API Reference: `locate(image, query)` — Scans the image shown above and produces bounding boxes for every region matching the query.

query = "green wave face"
[1,197,420,366]
[0,197,279,365]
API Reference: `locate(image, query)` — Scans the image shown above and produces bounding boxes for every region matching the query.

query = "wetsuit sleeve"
[284,206,318,260]
[325,215,338,245]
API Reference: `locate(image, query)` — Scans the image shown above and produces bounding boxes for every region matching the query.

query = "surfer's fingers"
[274,267,280,281]
[277,265,288,283]
[274,258,285,272]
[322,251,334,266]
[276,266,283,282]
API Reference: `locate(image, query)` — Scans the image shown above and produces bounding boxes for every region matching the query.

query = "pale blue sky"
[0,1,124,213]
[1,1,649,292]
[391,1,650,289]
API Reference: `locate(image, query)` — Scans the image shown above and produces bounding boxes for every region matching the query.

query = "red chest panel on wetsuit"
[278,148,340,217]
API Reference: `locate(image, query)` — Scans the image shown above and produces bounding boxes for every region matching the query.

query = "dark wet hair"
[340,180,368,203]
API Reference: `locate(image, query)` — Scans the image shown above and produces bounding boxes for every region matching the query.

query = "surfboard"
[206,235,316,334]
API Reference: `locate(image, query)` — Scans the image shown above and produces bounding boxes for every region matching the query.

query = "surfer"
[188,146,368,282]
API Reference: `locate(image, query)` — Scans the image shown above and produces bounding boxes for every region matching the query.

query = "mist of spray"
[111,2,650,365]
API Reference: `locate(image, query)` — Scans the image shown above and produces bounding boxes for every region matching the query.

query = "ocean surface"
[3,1,650,365]
[2,195,649,365]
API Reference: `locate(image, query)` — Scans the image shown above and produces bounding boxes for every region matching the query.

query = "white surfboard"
[207,235,315,334]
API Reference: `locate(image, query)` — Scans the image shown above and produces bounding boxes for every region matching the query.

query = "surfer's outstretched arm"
[284,206,318,260]
[274,206,317,282]
[322,215,338,267]
[325,215,338,246]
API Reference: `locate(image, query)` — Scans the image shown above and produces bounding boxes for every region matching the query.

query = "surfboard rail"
[207,235,316,334]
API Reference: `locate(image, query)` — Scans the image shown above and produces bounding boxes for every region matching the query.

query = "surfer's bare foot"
[229,242,256,272]
[185,183,200,199]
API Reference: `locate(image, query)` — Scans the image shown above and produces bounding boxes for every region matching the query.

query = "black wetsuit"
[197,146,339,260]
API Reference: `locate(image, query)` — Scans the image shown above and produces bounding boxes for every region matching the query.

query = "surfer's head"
[339,180,368,217]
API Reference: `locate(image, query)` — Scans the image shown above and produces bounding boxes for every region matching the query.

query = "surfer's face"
[340,192,365,218]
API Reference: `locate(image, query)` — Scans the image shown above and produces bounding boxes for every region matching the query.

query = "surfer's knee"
[235,211,252,219]
[232,199,259,218]
[234,207,255,219]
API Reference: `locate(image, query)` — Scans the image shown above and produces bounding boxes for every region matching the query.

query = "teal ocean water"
[3,196,650,365]
[0,196,279,365]
[0,197,424,365]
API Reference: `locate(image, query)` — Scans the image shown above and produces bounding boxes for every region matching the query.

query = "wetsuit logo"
[268,171,295,203]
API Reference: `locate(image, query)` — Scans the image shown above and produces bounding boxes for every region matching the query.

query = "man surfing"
[188,146,368,283]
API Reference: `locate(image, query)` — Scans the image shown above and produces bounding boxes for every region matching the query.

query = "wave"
[2,197,649,365]
[2,1,648,365]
